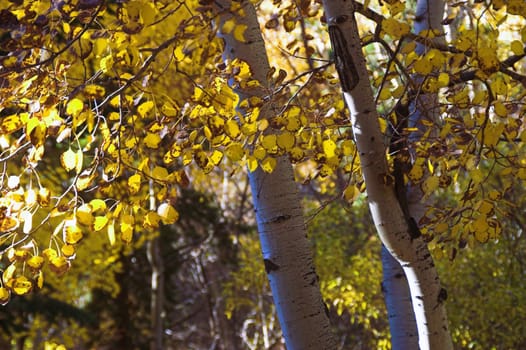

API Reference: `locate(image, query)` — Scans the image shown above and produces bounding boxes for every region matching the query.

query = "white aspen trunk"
[215,1,336,348]
[381,245,418,349]
[147,178,164,350]
[321,1,453,349]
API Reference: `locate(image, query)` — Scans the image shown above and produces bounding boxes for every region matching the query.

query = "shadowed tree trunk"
[321,0,453,348]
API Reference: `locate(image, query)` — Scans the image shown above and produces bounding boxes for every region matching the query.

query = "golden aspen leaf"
[413,57,433,75]
[209,150,224,166]
[49,256,70,275]
[247,156,258,172]
[261,134,277,151]
[409,164,424,181]
[421,176,439,194]
[138,101,154,118]
[225,143,245,162]
[2,264,16,283]
[488,190,502,200]
[66,98,84,116]
[42,248,58,262]
[277,132,295,150]
[76,173,96,191]
[65,221,83,244]
[157,203,179,225]
[161,102,178,117]
[128,173,142,194]
[84,84,106,98]
[225,120,241,139]
[0,217,18,232]
[437,72,449,87]
[341,140,355,156]
[289,147,304,162]
[90,199,107,213]
[261,157,277,173]
[0,114,22,134]
[434,222,449,234]
[12,276,32,295]
[151,167,169,181]
[27,255,44,270]
[382,18,410,39]
[36,270,44,289]
[100,55,114,73]
[322,139,337,158]
[120,214,135,243]
[93,216,109,232]
[144,211,161,229]
[493,101,507,117]
[0,287,10,305]
[144,133,161,148]
[61,244,75,257]
[60,149,80,172]
[343,185,360,202]
[253,146,266,160]
[107,220,116,246]
[510,40,524,55]
[477,200,494,215]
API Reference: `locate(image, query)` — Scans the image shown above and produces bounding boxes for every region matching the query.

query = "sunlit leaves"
[60,148,83,173]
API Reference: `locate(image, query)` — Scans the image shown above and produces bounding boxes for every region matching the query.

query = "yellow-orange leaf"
[66,98,84,116]
[93,216,109,232]
[157,203,179,225]
[0,287,10,305]
[12,276,32,295]
[128,173,142,194]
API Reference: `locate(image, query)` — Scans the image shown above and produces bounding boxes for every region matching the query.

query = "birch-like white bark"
[381,244,418,349]
[321,1,453,349]
[215,1,336,348]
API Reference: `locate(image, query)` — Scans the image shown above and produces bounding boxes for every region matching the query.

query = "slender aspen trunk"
[321,1,453,349]
[214,1,336,348]
[381,245,418,349]
[147,178,164,350]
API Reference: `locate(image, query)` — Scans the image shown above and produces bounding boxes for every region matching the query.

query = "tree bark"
[147,178,164,350]
[215,1,336,349]
[381,245,418,349]
[321,1,453,349]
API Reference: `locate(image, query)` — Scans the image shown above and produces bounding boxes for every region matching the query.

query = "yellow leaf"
[49,256,70,275]
[225,143,245,162]
[144,133,161,148]
[382,18,411,39]
[261,134,277,151]
[36,270,44,289]
[93,216,109,232]
[0,114,23,134]
[261,157,277,173]
[2,264,16,284]
[76,173,96,191]
[65,221,83,244]
[421,175,439,195]
[343,185,360,202]
[120,214,135,243]
[143,211,161,229]
[61,244,75,257]
[43,248,58,261]
[13,276,32,295]
[84,84,106,98]
[225,120,240,139]
[247,156,258,172]
[100,55,114,73]
[66,98,84,116]
[128,173,142,194]
[0,217,18,232]
[90,199,107,213]
[157,203,179,225]
[222,18,235,34]
[322,139,337,158]
[151,166,169,180]
[27,255,44,269]
[277,132,295,151]
[0,287,10,305]
[138,101,154,118]
[60,149,83,173]
[209,150,224,166]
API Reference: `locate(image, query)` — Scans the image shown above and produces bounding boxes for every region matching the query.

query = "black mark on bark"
[328,25,359,92]
[263,259,280,274]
